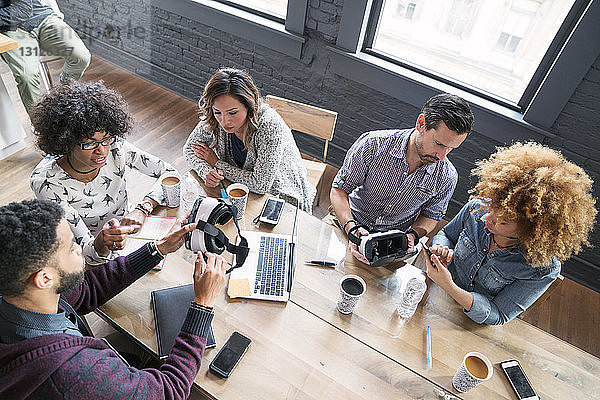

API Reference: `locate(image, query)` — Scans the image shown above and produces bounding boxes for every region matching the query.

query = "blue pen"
[426,325,432,369]
[220,188,228,199]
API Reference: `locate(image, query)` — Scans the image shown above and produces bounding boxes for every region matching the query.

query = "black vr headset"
[185,197,250,272]
[347,225,411,267]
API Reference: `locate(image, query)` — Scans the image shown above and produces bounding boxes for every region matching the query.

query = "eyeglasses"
[79,136,116,151]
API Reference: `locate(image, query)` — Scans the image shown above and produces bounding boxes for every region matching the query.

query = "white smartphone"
[258,197,285,225]
[500,360,539,400]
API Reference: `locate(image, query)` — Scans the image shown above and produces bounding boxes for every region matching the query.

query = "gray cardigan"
[183,103,316,212]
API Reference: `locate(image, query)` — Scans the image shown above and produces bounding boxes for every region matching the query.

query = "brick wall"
[58,0,600,289]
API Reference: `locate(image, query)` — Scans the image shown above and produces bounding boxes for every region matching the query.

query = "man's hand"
[155,219,197,255]
[204,168,224,188]
[94,219,140,257]
[348,226,371,265]
[192,142,220,167]
[193,252,227,307]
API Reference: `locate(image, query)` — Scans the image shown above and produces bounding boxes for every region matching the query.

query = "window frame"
[161,0,308,59]
[334,0,599,130]
[214,0,287,24]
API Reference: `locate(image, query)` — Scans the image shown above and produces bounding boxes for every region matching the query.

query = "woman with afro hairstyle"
[426,142,596,325]
[30,81,177,265]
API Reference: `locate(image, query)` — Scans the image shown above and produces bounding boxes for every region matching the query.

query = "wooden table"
[0,33,26,160]
[97,187,600,400]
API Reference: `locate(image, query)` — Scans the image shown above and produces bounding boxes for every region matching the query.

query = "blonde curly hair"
[470,142,596,266]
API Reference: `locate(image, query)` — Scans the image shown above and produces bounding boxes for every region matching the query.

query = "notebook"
[122,215,177,270]
[151,284,216,359]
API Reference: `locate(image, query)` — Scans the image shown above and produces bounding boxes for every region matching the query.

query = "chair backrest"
[265,95,337,162]
[520,274,564,319]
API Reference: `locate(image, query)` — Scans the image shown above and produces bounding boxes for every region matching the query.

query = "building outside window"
[370,0,576,105]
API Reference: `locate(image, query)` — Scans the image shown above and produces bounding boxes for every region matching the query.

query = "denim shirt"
[0,0,52,32]
[431,199,560,325]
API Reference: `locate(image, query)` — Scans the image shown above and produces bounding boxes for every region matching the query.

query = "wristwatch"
[148,241,165,258]
[136,199,154,216]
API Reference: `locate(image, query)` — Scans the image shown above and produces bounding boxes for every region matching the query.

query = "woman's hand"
[192,142,219,167]
[120,209,146,233]
[430,244,453,266]
[94,218,139,257]
[204,168,224,188]
[425,253,454,290]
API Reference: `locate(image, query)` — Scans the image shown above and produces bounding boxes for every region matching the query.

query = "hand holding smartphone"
[500,359,539,400]
[209,331,251,378]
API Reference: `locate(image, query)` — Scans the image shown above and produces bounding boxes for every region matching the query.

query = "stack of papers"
[121,215,177,269]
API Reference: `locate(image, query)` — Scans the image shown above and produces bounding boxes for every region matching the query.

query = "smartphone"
[209,331,251,378]
[258,197,285,225]
[500,360,539,400]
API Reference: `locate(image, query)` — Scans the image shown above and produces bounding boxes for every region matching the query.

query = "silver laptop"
[228,204,298,302]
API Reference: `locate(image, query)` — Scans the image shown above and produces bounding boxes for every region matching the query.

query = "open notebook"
[121,215,177,269]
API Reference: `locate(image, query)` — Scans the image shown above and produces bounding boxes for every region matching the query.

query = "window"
[367,0,577,105]
[220,0,288,20]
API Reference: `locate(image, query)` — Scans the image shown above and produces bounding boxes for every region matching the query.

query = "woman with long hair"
[183,68,316,212]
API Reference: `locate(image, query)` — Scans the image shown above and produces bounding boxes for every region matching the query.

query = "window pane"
[372,0,576,104]
[227,0,287,19]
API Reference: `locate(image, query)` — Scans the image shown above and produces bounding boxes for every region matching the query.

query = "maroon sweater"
[0,244,213,400]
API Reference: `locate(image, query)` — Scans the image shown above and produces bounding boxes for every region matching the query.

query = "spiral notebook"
[151,284,216,359]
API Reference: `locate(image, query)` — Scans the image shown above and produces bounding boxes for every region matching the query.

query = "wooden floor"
[1,56,599,361]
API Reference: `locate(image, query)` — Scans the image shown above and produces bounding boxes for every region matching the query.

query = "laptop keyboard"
[254,236,288,296]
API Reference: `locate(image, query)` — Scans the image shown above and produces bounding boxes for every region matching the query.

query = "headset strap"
[347,224,368,246]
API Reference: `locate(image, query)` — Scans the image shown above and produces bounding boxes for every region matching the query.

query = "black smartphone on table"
[500,359,540,400]
[258,197,285,225]
[209,331,251,378]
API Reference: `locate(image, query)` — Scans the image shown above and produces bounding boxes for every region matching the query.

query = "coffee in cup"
[452,352,493,392]
[225,183,249,220]
[337,274,366,314]
[160,174,181,207]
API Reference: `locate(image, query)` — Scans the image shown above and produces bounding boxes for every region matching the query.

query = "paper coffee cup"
[452,352,493,392]
[161,174,181,208]
[226,183,249,220]
[337,274,366,314]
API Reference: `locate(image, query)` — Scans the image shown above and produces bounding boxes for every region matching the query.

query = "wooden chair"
[520,274,564,319]
[265,95,337,206]
[39,0,64,92]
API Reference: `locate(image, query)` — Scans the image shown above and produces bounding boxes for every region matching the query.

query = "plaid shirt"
[332,129,458,231]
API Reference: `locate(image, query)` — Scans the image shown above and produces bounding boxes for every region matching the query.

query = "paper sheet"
[228,278,252,298]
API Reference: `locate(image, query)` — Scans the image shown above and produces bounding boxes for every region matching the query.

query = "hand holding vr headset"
[346,224,417,267]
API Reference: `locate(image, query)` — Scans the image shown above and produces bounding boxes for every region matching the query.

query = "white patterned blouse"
[30,138,176,264]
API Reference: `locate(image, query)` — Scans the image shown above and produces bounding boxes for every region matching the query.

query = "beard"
[415,135,439,165]
[55,269,85,294]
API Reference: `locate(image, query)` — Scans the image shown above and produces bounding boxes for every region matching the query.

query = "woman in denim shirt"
[426,142,596,325]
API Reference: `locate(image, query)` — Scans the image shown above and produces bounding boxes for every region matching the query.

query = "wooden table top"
[0,34,18,54]
[98,185,600,400]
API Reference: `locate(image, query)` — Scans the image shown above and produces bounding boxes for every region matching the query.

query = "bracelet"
[190,301,214,313]
[342,219,356,234]
[406,228,420,242]
[135,204,149,216]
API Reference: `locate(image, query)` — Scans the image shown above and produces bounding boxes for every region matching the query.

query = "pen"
[304,260,336,267]
[427,325,432,369]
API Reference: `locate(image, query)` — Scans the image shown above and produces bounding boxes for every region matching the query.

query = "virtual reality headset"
[347,225,410,267]
[185,196,249,272]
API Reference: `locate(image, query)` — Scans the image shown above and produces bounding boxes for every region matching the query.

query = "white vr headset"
[185,196,250,273]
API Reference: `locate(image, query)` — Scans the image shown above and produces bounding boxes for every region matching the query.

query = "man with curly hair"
[30,81,178,265]
[0,199,227,399]
[0,0,90,113]
[330,93,473,264]
[425,142,597,325]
